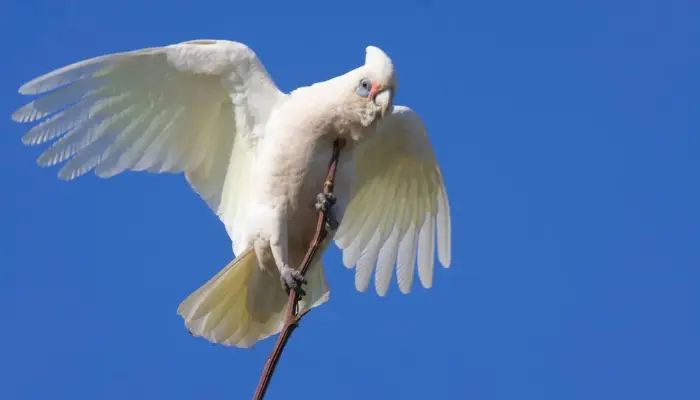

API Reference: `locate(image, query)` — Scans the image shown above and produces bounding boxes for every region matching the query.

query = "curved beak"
[369,83,393,117]
[369,82,384,100]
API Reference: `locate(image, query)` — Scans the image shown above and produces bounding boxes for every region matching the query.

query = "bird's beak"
[369,82,384,100]
[370,83,393,117]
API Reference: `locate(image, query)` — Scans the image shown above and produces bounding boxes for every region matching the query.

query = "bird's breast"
[287,144,355,245]
[250,115,357,247]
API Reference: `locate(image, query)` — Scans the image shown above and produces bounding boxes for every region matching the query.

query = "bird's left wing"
[335,106,451,295]
[12,39,285,254]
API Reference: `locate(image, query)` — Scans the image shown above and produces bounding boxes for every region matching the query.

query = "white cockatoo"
[12,40,451,348]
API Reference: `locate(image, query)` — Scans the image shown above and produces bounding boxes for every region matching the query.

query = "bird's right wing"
[12,39,285,254]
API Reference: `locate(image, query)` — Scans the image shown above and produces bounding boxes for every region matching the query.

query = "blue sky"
[1,0,697,399]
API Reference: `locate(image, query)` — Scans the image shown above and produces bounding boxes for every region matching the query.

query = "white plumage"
[12,39,451,348]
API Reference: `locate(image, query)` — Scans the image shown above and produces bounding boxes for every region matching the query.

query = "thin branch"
[252,138,346,400]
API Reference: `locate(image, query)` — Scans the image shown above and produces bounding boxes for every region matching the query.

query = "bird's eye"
[356,78,372,97]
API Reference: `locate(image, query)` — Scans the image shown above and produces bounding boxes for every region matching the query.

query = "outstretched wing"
[12,39,285,254]
[335,106,451,295]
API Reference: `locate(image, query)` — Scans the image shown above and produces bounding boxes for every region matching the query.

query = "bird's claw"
[315,192,339,231]
[280,264,307,298]
[315,192,336,212]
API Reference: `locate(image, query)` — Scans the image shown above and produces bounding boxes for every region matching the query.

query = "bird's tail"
[177,247,330,348]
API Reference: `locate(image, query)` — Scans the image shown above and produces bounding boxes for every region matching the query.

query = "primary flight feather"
[12,39,451,348]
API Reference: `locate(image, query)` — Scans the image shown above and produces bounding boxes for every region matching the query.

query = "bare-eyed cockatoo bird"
[12,39,451,348]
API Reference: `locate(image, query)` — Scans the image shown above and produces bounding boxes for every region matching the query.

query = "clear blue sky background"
[1,1,697,399]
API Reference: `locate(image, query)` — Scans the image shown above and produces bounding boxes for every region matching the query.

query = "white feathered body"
[247,85,366,272]
[180,83,377,347]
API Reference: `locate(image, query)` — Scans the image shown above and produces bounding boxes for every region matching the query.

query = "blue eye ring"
[356,78,372,97]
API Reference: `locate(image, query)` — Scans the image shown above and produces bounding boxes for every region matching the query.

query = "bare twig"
[252,138,346,400]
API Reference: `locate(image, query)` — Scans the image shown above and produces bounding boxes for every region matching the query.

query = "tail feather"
[299,261,331,313]
[177,247,330,348]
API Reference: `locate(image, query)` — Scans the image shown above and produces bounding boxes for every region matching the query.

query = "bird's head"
[347,46,397,127]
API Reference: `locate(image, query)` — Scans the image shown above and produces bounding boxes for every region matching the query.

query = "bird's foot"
[315,192,336,212]
[315,192,339,231]
[280,264,307,298]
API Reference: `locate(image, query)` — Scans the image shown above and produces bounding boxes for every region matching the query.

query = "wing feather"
[336,106,451,295]
[13,39,285,253]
